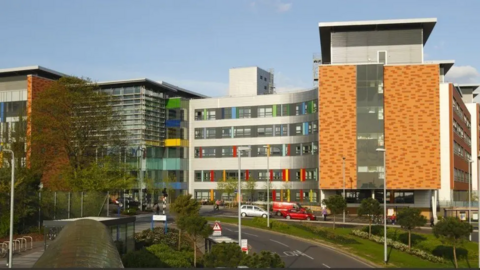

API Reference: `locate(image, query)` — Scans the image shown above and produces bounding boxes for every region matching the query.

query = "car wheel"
[286,215,291,220]
[241,213,246,218]
[262,214,267,218]
[307,217,311,221]
[276,211,282,216]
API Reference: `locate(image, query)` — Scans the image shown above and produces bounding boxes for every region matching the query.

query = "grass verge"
[206,217,464,268]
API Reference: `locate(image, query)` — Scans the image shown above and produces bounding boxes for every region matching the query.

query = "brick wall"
[383,65,440,189]
[319,65,357,189]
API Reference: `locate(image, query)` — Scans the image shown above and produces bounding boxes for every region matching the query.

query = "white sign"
[153,215,166,221]
[212,222,222,236]
[241,239,248,252]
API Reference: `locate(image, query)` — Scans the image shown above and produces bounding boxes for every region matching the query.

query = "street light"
[477,154,480,268]
[376,147,387,265]
[342,156,346,223]
[237,146,250,247]
[468,159,473,241]
[1,146,15,268]
[263,145,271,228]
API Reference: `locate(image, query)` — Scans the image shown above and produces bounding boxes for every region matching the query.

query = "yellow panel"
[286,169,289,181]
[280,189,283,201]
[309,189,313,202]
[164,139,189,147]
[210,189,214,201]
[287,190,290,202]
[223,170,226,181]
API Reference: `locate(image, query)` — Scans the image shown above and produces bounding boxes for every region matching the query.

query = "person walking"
[430,216,434,227]
[322,207,327,221]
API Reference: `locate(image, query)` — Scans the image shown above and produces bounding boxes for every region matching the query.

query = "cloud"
[446,65,480,83]
[249,0,292,13]
[273,71,312,93]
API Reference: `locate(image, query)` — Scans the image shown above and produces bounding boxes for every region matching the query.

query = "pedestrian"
[322,207,327,221]
[391,214,396,225]
[155,204,160,215]
[430,216,434,227]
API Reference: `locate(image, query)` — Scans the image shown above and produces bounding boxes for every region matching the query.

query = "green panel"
[308,101,313,113]
[236,108,239,118]
[204,109,207,120]
[163,158,181,170]
[272,105,277,117]
[146,159,164,170]
[166,98,181,109]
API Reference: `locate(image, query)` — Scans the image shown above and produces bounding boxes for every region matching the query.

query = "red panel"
[210,170,214,182]
[233,146,237,157]
[287,145,291,156]
[301,169,305,181]
[272,190,276,201]
[300,190,304,202]
[282,170,286,181]
[199,147,203,158]
[270,170,273,181]
[246,170,249,181]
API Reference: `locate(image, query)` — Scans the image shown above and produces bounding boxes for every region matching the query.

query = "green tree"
[433,217,472,268]
[322,195,346,229]
[203,243,245,268]
[217,177,237,207]
[177,215,213,267]
[243,178,257,202]
[357,198,382,238]
[31,76,127,190]
[162,174,177,203]
[171,194,201,250]
[242,250,285,268]
[397,208,427,249]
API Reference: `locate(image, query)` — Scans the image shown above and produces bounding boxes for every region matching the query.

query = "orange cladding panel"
[383,65,440,189]
[319,65,357,189]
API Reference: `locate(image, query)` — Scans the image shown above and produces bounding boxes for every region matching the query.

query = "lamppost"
[38,182,43,230]
[376,147,387,265]
[1,146,15,268]
[263,145,271,228]
[136,147,146,211]
[237,146,250,247]
[342,156,346,223]
[477,154,480,268]
[469,159,473,241]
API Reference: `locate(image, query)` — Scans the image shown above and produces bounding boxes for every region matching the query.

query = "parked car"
[240,205,270,218]
[280,209,316,221]
[272,202,307,216]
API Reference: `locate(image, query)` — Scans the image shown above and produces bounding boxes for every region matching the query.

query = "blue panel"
[232,107,236,119]
[302,102,306,115]
[0,103,3,122]
[221,108,225,119]
[166,120,181,127]
[304,123,308,135]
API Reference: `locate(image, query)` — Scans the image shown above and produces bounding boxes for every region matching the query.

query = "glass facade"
[356,65,385,189]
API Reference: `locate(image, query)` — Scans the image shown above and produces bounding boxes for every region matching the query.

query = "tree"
[242,251,285,268]
[162,174,177,203]
[433,217,472,268]
[243,178,257,202]
[177,215,213,267]
[397,208,427,249]
[217,177,237,207]
[171,194,201,250]
[203,243,245,268]
[357,198,382,238]
[322,195,346,229]
[31,76,127,190]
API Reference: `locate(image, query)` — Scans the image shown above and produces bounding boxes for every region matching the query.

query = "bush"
[300,224,359,244]
[351,230,445,263]
[361,225,383,236]
[121,208,137,215]
[203,243,284,268]
[122,249,166,268]
[147,243,194,268]
[135,227,192,250]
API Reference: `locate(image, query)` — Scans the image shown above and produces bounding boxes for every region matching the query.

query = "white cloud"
[446,65,480,83]
[273,71,312,93]
[249,0,292,13]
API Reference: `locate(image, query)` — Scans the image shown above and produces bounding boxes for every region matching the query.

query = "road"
[135,211,372,268]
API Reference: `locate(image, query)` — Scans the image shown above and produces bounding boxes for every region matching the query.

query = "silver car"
[240,205,269,218]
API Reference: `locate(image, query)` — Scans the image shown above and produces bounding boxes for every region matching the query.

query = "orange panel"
[319,65,357,189]
[383,65,440,189]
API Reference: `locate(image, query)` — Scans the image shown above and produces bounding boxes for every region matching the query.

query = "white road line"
[296,250,314,260]
[269,239,289,247]
[322,263,331,268]
[224,228,233,232]
[244,232,258,237]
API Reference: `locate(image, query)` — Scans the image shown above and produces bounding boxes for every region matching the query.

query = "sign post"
[152,214,167,232]
[212,221,222,236]
[241,239,248,254]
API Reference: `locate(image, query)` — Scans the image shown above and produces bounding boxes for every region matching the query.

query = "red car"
[280,209,316,221]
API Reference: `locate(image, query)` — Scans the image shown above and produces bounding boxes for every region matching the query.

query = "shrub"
[147,243,194,268]
[351,230,445,263]
[121,208,137,215]
[122,249,166,268]
[300,224,359,244]
[361,225,383,236]
[135,227,191,250]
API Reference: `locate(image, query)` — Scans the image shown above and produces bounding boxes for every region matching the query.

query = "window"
[258,106,273,118]
[238,108,251,118]
[202,148,216,157]
[260,76,263,80]
[378,51,387,64]
[195,110,204,120]
[264,86,267,90]
[295,104,301,115]
[222,147,233,157]
[194,172,202,181]
[257,125,273,137]
[282,105,289,116]
[275,125,287,136]
[295,125,302,135]
[224,108,232,119]
[206,128,216,139]
[221,128,231,138]
[234,127,251,138]
[207,110,216,120]
[194,129,204,139]
[394,191,414,204]
[194,148,201,158]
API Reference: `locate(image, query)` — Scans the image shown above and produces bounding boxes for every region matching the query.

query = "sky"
[1,0,480,97]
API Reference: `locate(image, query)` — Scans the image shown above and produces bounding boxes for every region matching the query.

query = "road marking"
[244,232,258,237]
[296,250,314,260]
[224,228,233,232]
[269,239,288,247]
[322,263,331,268]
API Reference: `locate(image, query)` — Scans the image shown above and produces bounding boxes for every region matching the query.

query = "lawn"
[206,217,476,268]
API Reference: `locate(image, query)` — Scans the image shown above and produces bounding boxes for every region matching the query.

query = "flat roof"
[0,65,67,80]
[319,18,437,63]
[424,60,455,74]
[457,84,480,94]
[97,78,207,98]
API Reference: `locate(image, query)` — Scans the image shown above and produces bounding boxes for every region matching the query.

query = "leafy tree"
[146,243,194,268]
[397,208,427,249]
[162,174,177,203]
[203,243,245,268]
[31,76,127,190]
[357,198,382,238]
[433,217,472,268]
[177,214,213,267]
[243,178,257,202]
[217,177,237,207]
[171,194,201,251]
[322,195,346,229]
